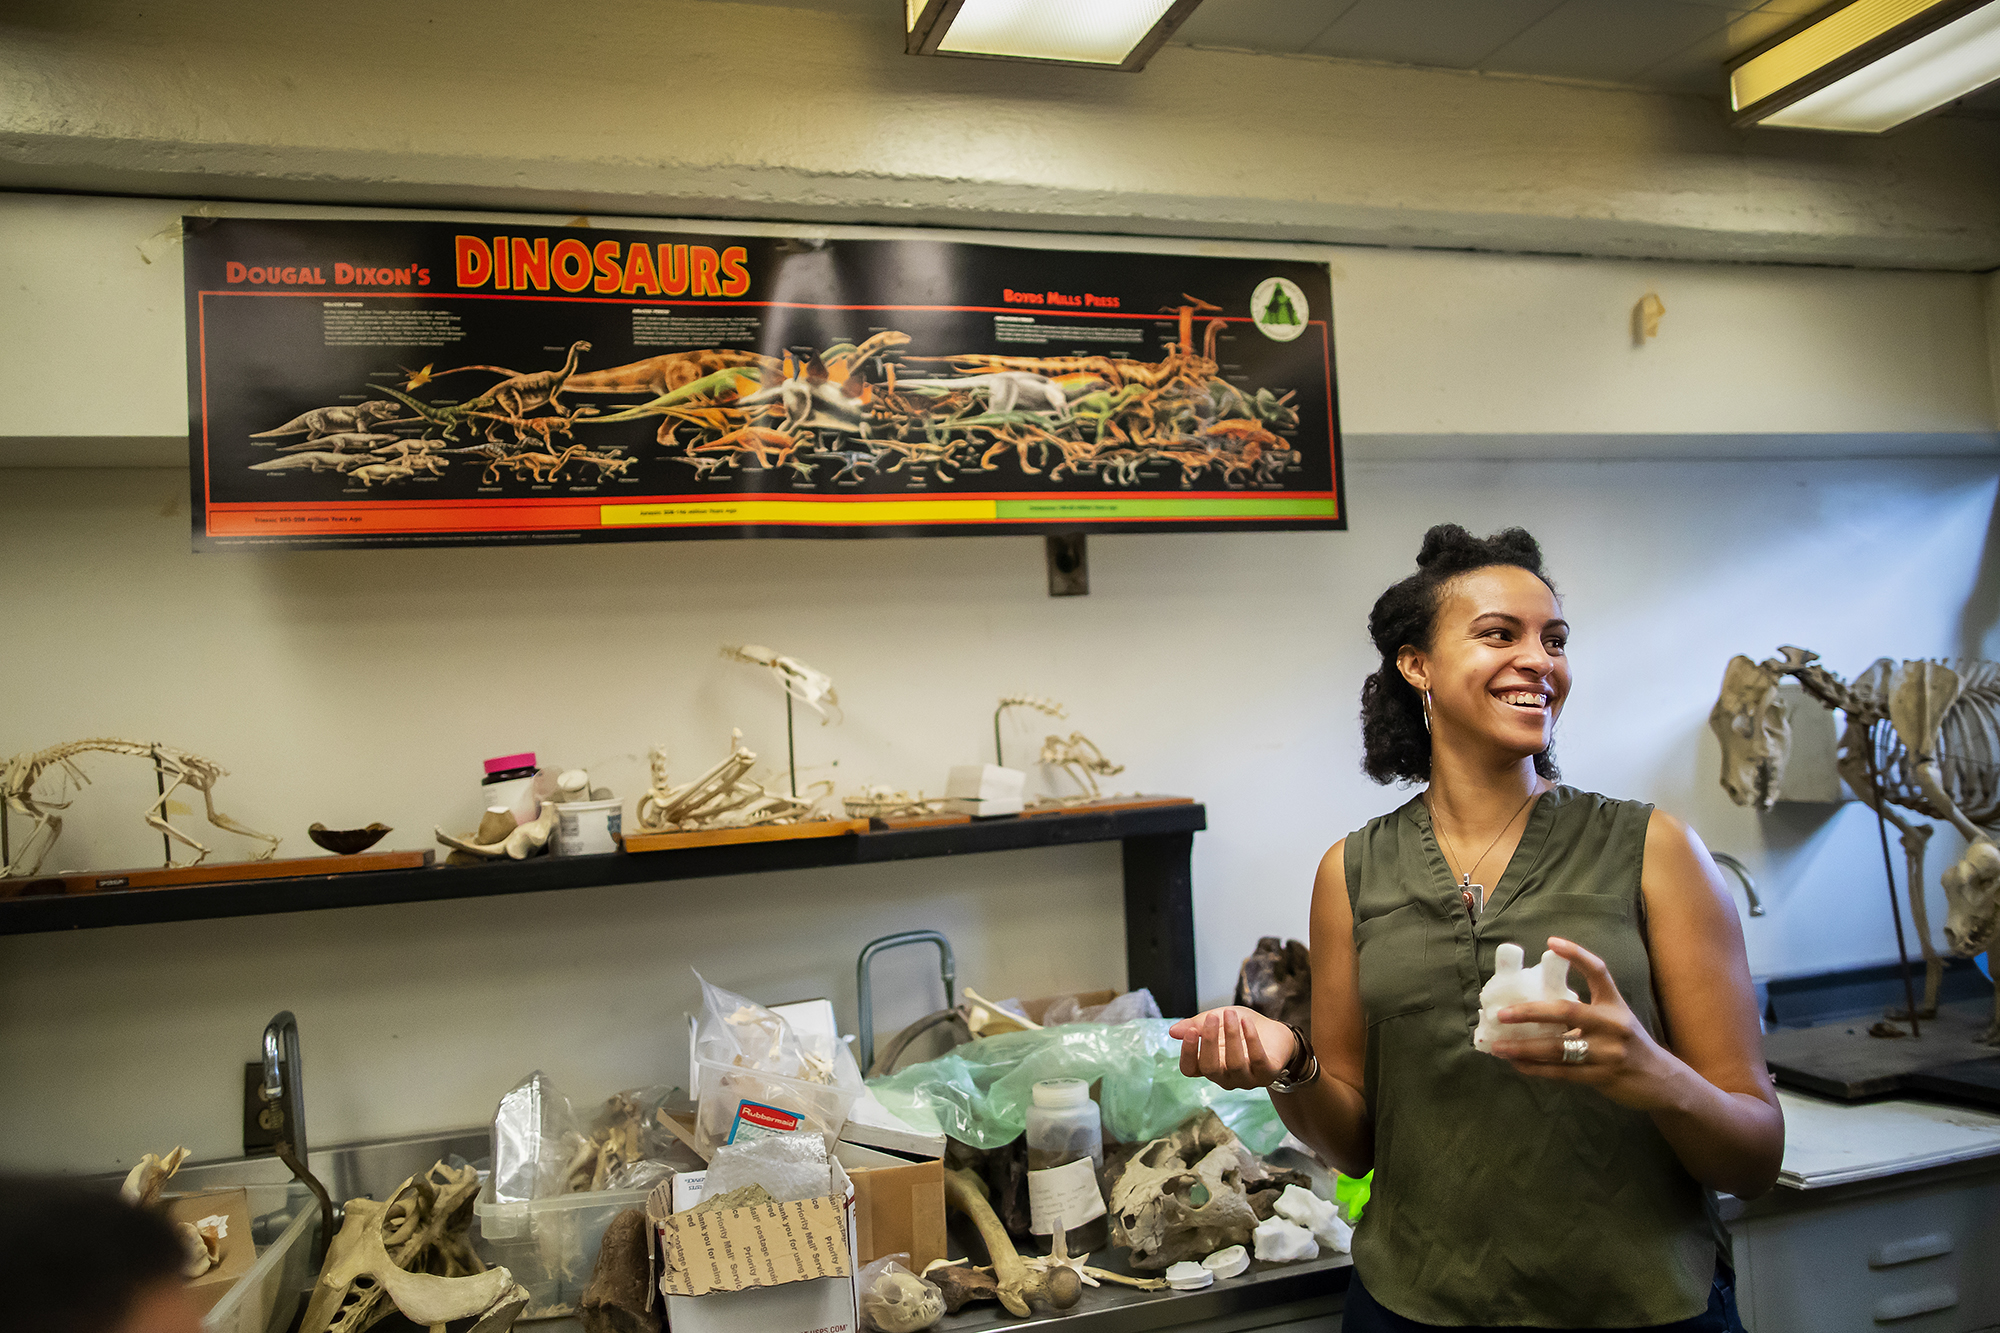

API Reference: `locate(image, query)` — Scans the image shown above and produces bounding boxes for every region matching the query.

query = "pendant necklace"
[1427,785,1541,919]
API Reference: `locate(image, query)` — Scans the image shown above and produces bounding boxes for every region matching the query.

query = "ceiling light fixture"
[905,0,1205,71]
[1728,0,2000,132]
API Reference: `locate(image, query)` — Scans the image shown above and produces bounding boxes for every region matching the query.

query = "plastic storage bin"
[693,1055,859,1155]
[473,1180,652,1319]
[203,1183,323,1333]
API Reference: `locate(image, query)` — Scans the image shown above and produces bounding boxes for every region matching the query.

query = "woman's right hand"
[1167,1006,1297,1090]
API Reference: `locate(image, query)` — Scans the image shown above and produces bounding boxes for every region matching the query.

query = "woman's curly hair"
[1361,523,1560,785]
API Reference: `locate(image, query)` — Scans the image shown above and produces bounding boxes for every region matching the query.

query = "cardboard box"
[164,1188,256,1317]
[835,1142,947,1271]
[651,1165,860,1333]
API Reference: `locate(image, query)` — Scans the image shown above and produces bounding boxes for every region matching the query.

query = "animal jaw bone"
[635,730,822,831]
[722,643,841,723]
[2,739,281,877]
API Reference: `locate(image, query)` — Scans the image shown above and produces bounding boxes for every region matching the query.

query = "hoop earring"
[1422,690,1433,734]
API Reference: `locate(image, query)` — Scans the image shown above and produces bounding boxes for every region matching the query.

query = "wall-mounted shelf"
[1,802,1207,1014]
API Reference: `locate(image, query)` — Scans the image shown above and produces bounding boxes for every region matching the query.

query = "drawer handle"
[1873,1285,1958,1323]
[1869,1233,1953,1268]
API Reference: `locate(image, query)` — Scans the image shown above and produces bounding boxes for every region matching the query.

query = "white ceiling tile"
[1303,0,1567,68]
[1478,0,1742,82]
[1634,8,1800,92]
[1170,0,1358,52]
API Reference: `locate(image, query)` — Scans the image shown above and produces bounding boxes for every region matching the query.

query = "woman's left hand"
[1489,936,1691,1113]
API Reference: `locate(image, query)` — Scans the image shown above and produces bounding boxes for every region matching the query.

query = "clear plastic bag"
[858,1253,945,1333]
[692,971,864,1153]
[865,1020,1286,1153]
[1040,987,1163,1026]
[491,1070,586,1203]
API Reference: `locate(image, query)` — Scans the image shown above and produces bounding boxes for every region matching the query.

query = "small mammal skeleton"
[1038,731,1126,803]
[2,738,281,877]
[723,643,841,722]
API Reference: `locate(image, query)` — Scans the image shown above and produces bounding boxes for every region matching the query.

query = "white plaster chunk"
[1164,1261,1213,1290]
[1201,1245,1249,1279]
[1271,1183,1352,1253]
[1471,942,1577,1054]
[1252,1216,1318,1263]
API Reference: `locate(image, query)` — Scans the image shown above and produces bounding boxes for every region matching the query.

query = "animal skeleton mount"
[1711,647,2000,1042]
[635,730,823,831]
[994,695,1066,769]
[1,738,282,877]
[1037,732,1126,805]
[722,643,840,723]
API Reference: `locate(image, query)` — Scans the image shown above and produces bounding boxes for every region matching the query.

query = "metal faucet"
[1710,852,1766,917]
[856,930,956,1073]
[249,1011,337,1258]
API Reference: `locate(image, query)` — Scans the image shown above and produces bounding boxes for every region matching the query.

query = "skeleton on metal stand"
[1710,647,2000,1041]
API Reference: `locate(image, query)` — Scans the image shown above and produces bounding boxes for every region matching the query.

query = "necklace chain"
[1427,786,1541,900]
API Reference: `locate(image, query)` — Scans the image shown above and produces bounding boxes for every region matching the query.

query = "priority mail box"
[650,1164,859,1333]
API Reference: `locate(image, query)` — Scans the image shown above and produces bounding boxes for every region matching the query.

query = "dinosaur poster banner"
[182,216,1341,550]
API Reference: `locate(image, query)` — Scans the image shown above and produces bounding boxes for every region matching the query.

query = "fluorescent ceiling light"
[1729,0,2000,132]
[906,0,1204,71]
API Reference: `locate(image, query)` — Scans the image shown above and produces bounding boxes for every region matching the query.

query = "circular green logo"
[1251,278,1308,342]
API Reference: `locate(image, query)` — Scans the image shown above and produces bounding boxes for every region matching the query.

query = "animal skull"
[1943,840,2000,963]
[1709,656,1792,811]
[1108,1112,1263,1271]
[861,1269,947,1333]
[722,643,841,723]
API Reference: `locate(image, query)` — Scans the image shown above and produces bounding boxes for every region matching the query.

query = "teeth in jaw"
[1500,693,1547,707]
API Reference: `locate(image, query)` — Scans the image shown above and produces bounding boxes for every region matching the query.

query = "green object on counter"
[865,1020,1287,1153]
[1335,1169,1372,1222]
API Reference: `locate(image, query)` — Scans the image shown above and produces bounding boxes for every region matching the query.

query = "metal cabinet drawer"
[1735,1174,2000,1333]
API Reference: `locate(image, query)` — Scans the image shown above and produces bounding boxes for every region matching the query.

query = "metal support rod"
[786,693,798,798]
[1865,723,1922,1038]
[151,743,172,868]
[856,930,957,1073]
[994,709,1005,769]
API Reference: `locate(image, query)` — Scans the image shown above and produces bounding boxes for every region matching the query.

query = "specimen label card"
[182,216,1342,550]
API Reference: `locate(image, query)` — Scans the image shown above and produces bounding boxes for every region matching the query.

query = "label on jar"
[1028,1156,1105,1234]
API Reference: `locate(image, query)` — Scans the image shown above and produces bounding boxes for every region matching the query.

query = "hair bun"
[1414,523,1479,570]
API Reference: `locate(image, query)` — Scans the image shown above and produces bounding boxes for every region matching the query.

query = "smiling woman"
[1170,524,1784,1333]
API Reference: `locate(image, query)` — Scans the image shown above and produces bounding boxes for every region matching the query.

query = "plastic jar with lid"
[1025,1077,1109,1253]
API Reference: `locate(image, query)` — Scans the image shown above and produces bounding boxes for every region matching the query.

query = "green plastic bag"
[866,1020,1287,1154]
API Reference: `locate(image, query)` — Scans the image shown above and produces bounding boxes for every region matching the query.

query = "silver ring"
[1561,1038,1589,1065]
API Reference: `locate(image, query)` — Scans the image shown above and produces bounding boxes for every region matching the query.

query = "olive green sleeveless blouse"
[1343,786,1725,1328]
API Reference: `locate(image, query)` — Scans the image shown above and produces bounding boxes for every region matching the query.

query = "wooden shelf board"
[0,802,1205,935]
[620,819,869,853]
[0,850,433,899]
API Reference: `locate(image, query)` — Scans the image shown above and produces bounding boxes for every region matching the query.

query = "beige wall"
[2,0,1999,269]
[4,2,2000,1179]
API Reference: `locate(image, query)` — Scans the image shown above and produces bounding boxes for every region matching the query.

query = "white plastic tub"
[473,1180,651,1319]
[203,1184,322,1333]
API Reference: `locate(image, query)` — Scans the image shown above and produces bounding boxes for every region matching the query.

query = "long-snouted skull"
[1943,839,2000,960]
[1710,656,1792,811]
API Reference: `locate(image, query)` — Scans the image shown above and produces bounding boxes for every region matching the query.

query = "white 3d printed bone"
[1472,942,1578,1054]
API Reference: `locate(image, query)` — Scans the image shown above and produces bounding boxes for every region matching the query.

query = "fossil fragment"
[578,1209,657,1333]
[1252,1215,1318,1263]
[120,1146,190,1208]
[1271,1184,1351,1252]
[1202,1245,1250,1279]
[435,801,557,861]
